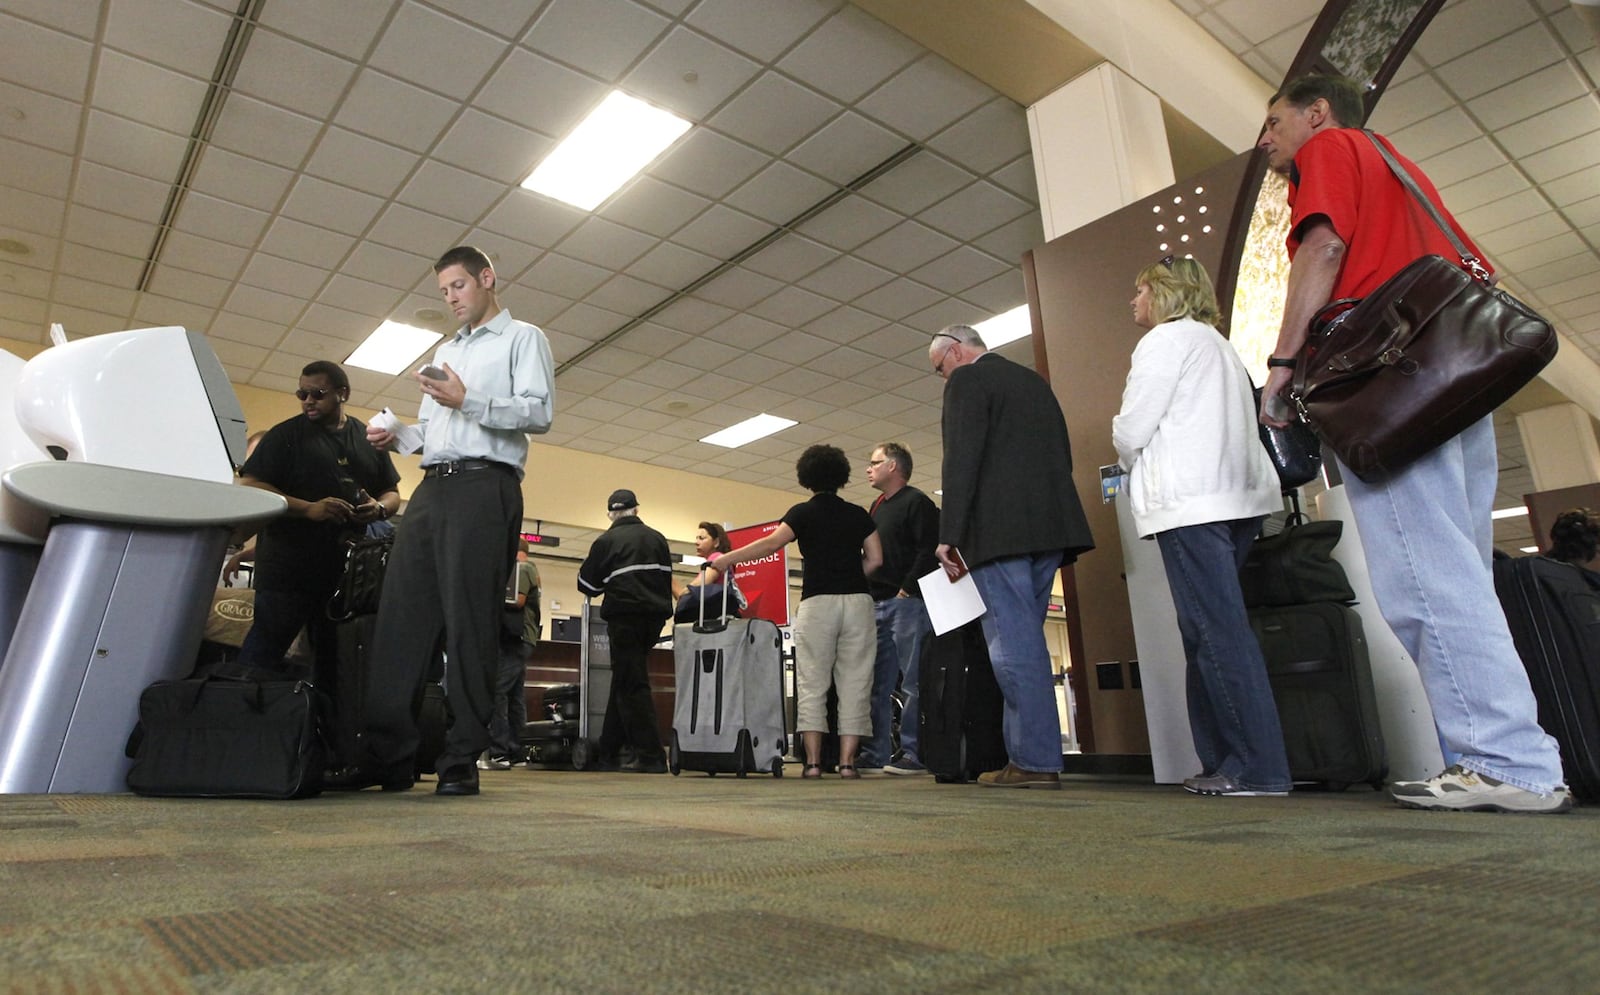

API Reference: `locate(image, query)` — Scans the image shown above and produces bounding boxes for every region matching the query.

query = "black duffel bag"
[1238,516,1356,609]
[126,678,326,799]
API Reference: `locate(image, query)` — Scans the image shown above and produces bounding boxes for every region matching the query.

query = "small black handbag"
[1253,383,1322,490]
[125,678,326,799]
[327,534,394,621]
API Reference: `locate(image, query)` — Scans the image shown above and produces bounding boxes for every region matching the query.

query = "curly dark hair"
[1547,508,1599,565]
[796,444,850,493]
[698,521,731,554]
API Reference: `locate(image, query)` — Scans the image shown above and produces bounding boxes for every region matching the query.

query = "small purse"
[1288,131,1557,482]
[327,534,394,621]
[1253,383,1322,490]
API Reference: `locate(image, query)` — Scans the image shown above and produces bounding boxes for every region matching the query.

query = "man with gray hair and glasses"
[928,325,1094,788]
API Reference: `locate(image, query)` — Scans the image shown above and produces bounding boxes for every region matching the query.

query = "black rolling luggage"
[1249,602,1387,790]
[522,684,581,768]
[1493,554,1600,801]
[918,620,1006,783]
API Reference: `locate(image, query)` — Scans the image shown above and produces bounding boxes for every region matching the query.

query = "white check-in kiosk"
[0,348,50,664]
[0,327,284,793]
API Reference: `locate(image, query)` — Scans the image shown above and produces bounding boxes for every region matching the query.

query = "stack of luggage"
[1240,513,1388,791]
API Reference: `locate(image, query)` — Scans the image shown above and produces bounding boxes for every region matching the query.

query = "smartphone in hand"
[418,364,447,380]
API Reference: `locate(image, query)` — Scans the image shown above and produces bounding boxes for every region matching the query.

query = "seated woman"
[1113,255,1289,798]
[1546,508,1599,569]
[719,445,882,778]
[673,521,745,622]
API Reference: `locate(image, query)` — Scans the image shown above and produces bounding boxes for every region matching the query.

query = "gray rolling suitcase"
[670,584,786,777]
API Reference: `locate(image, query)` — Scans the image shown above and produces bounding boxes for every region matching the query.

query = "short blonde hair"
[1135,256,1221,328]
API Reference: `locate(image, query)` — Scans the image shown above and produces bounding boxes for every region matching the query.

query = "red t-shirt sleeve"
[1286,130,1360,258]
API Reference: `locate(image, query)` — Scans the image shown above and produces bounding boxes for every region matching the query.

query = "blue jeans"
[864,597,933,765]
[1157,518,1292,793]
[969,552,1064,773]
[1340,416,1564,793]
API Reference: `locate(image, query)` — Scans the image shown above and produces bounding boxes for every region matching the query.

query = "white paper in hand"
[917,564,986,635]
[371,407,425,455]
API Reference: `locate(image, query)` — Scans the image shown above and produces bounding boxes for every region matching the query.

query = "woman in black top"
[721,446,882,778]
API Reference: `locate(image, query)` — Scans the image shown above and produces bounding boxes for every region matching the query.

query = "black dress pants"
[599,614,667,763]
[361,466,522,776]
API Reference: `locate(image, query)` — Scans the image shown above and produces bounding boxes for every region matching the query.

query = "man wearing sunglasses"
[227,361,401,749]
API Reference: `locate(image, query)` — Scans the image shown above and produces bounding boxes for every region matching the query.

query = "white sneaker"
[475,755,512,771]
[1390,764,1573,813]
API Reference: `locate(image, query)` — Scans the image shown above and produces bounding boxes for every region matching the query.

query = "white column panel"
[1516,402,1600,492]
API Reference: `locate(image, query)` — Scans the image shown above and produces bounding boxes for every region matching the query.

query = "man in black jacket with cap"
[577,489,674,772]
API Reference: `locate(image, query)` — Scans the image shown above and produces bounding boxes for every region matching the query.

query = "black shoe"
[435,763,480,796]
[621,754,668,774]
[324,765,414,793]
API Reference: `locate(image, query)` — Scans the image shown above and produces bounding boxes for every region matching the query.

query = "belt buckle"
[436,461,462,478]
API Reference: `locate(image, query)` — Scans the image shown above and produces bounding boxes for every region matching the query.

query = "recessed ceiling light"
[0,239,31,256]
[700,413,796,449]
[414,307,446,323]
[975,304,1031,348]
[1519,546,1539,553]
[345,320,444,376]
[521,90,691,211]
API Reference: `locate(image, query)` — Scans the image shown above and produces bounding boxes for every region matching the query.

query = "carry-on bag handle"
[694,564,731,635]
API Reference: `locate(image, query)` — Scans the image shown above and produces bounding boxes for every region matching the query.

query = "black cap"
[607,489,638,511]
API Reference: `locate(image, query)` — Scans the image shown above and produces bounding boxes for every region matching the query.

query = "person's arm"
[862,530,883,579]
[223,543,255,587]
[721,523,796,568]
[1112,329,1182,471]
[902,498,941,596]
[576,537,609,599]
[1260,218,1346,427]
[238,475,354,524]
[426,329,556,435]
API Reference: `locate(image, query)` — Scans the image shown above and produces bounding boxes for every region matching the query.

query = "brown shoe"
[977,762,1060,789]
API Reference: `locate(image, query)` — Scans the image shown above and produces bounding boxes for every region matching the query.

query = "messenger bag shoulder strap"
[1360,129,1489,281]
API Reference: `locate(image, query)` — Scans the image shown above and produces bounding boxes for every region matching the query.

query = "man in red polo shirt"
[1256,74,1570,814]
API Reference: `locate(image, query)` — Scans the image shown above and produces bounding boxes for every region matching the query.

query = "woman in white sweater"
[1112,256,1289,797]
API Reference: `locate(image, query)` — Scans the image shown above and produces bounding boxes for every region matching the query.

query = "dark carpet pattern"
[2,772,1598,993]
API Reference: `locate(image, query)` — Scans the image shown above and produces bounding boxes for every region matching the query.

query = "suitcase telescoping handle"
[694,563,731,635]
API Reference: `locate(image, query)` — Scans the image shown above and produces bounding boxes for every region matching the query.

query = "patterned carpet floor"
[2,770,1597,993]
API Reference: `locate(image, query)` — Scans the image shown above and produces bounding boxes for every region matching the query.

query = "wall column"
[1516,403,1600,492]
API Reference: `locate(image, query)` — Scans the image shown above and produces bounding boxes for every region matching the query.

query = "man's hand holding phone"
[415,362,466,409]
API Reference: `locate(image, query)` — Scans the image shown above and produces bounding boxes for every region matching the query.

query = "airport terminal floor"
[3,768,1597,993]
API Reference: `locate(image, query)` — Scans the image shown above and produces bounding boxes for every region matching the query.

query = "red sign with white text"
[726,520,790,626]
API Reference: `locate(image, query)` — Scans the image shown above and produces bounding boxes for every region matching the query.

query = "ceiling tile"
[622,26,762,122]
[145,265,231,309]
[0,1,99,37]
[972,213,1045,265]
[523,252,613,298]
[476,48,609,140]
[71,163,167,225]
[908,245,1011,295]
[618,321,693,358]
[957,269,1026,313]
[398,159,505,221]
[80,111,187,183]
[723,161,837,225]
[857,54,991,143]
[438,110,553,187]
[91,51,206,134]
[670,204,774,258]
[1384,106,1481,161]
[189,147,295,213]
[626,241,720,289]
[1413,0,1541,66]
[1414,137,1508,188]
[232,29,357,120]
[776,5,921,104]
[742,233,834,282]
[709,72,842,157]
[0,79,82,154]
[990,153,1038,202]
[702,312,790,349]
[1540,162,1600,207]
[916,180,1030,242]
[1495,95,1600,159]
[926,98,1030,176]
[672,335,745,372]
[796,254,895,302]
[585,272,672,315]
[784,111,908,187]
[795,194,900,251]
[649,129,769,199]
[0,138,71,200]
[1365,72,1456,134]
[554,217,657,270]
[240,252,329,299]
[370,1,504,100]
[479,192,586,249]
[317,273,404,316]
[1476,210,1573,253]
[53,266,140,309]
[304,127,420,199]
[259,0,395,61]
[207,95,321,169]
[1,12,93,101]
[803,304,886,344]
[105,0,235,78]
[853,322,929,360]
[281,176,386,237]
[859,150,975,215]
[257,217,358,270]
[600,176,713,240]
[686,0,836,63]
[851,278,942,322]
[425,0,538,39]
[340,242,433,291]
[158,232,250,281]
[748,285,835,326]
[522,0,671,79]
[46,302,133,336]
[299,302,386,342]
[61,206,157,258]
[549,300,629,340]
[1456,188,1555,236]
[652,296,736,334]
[335,69,460,153]
[693,267,784,310]
[1466,63,1589,132]
[855,219,960,271]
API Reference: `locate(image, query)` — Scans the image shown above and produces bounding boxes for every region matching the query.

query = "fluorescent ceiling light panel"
[522,90,691,211]
[1490,506,1529,520]
[700,413,797,449]
[1519,546,1539,553]
[975,304,1031,348]
[345,320,444,375]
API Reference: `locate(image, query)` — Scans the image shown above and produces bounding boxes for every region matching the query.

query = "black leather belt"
[423,459,511,479]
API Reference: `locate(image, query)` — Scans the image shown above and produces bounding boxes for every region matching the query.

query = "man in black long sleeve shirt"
[863,442,940,774]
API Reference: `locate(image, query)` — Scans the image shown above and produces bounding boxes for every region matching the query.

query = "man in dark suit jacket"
[930,324,1094,788]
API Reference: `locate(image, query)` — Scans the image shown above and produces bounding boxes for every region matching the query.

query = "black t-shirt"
[781,492,876,600]
[241,414,401,592]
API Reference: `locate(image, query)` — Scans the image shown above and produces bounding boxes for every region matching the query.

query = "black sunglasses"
[295,387,337,402]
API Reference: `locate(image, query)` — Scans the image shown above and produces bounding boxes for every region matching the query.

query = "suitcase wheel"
[571,739,591,772]
[770,758,783,778]
[668,735,681,777]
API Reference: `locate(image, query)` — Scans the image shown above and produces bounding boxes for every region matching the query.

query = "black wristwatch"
[1267,356,1297,369]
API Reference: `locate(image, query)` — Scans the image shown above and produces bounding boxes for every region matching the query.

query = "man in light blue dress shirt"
[345,245,555,797]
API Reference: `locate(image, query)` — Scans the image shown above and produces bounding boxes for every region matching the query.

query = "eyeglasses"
[295,387,336,402]
[931,332,961,377]
[867,459,887,467]
[1159,255,1175,269]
